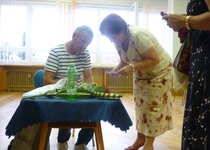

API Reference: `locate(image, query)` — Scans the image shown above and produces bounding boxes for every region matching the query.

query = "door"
[127,1,139,25]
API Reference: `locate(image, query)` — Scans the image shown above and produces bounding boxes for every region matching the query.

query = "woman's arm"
[117,46,160,76]
[163,1,210,31]
[188,12,210,31]
[113,60,128,72]
[133,46,160,71]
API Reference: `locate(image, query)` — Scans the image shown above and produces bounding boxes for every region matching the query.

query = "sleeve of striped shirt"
[44,48,59,73]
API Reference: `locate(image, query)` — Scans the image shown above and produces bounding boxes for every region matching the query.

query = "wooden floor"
[0,91,184,150]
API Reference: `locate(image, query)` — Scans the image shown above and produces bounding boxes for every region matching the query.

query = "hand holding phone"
[160,11,167,16]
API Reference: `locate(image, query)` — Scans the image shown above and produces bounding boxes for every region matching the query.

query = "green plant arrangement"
[45,82,122,100]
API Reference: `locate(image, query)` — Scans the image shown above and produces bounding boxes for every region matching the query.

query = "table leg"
[94,129,99,150]
[94,122,104,150]
[39,122,48,150]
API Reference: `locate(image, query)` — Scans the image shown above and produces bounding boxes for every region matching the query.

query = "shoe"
[7,139,14,150]
[124,141,145,150]
[47,141,50,150]
[57,142,68,150]
[73,144,89,150]
[124,146,140,150]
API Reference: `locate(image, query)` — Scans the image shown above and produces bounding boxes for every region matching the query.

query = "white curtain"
[56,0,72,41]
[0,1,170,65]
[139,5,171,57]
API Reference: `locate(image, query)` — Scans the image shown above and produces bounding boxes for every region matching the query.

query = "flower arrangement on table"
[23,78,122,100]
[47,82,122,100]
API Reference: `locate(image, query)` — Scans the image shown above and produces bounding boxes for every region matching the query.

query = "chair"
[39,121,102,150]
[34,70,45,88]
[33,70,96,149]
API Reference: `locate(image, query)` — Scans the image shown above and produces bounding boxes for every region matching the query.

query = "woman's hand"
[117,65,133,76]
[107,69,120,76]
[163,14,186,31]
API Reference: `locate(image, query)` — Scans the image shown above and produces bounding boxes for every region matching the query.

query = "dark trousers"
[57,128,94,145]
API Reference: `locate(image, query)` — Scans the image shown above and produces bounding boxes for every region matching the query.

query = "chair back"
[34,70,45,88]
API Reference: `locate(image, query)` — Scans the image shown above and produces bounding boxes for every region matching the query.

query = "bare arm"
[114,60,128,72]
[188,12,210,31]
[133,46,160,71]
[117,46,160,75]
[163,1,210,31]
[83,68,94,84]
[44,70,57,85]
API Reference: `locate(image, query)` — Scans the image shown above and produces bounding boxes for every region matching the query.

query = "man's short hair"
[74,25,94,39]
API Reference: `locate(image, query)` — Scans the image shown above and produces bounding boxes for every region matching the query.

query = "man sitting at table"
[44,25,94,150]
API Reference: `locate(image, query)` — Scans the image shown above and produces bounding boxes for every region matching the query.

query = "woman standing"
[163,0,210,149]
[99,13,173,150]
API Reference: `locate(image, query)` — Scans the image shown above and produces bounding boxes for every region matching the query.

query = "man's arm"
[44,70,57,85]
[83,68,94,84]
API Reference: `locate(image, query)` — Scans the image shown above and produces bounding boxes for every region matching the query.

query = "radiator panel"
[106,73,133,93]
[6,70,35,91]
[5,69,133,93]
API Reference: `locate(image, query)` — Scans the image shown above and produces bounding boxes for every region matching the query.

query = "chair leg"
[92,136,95,146]
[39,122,49,150]
[72,128,75,137]
[181,90,187,106]
[173,94,176,102]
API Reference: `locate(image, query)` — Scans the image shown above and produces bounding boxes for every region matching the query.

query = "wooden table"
[6,96,133,150]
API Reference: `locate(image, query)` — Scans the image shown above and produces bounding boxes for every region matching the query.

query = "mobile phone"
[160,11,167,16]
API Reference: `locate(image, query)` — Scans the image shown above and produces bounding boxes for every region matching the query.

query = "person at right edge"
[163,0,210,149]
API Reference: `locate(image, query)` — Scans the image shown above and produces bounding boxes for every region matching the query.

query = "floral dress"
[182,0,210,149]
[115,25,173,137]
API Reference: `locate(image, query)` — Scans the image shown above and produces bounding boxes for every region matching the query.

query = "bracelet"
[130,64,135,72]
[185,15,191,30]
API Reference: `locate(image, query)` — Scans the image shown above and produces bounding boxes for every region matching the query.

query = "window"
[74,8,129,66]
[0,6,27,47]
[0,3,61,64]
[0,1,168,66]
[0,5,27,64]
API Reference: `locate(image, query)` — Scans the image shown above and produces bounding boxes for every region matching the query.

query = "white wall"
[138,0,189,59]
[167,0,189,59]
[167,0,189,89]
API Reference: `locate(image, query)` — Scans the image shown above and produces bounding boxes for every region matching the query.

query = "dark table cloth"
[5,96,133,137]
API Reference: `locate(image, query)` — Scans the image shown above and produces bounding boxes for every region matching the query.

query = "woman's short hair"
[99,13,127,36]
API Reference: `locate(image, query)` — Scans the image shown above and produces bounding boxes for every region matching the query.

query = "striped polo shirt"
[44,44,92,84]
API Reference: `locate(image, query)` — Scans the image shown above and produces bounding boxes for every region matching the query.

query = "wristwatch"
[130,64,135,72]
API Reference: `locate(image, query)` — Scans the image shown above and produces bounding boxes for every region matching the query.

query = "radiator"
[5,69,133,93]
[6,70,35,91]
[105,73,133,93]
